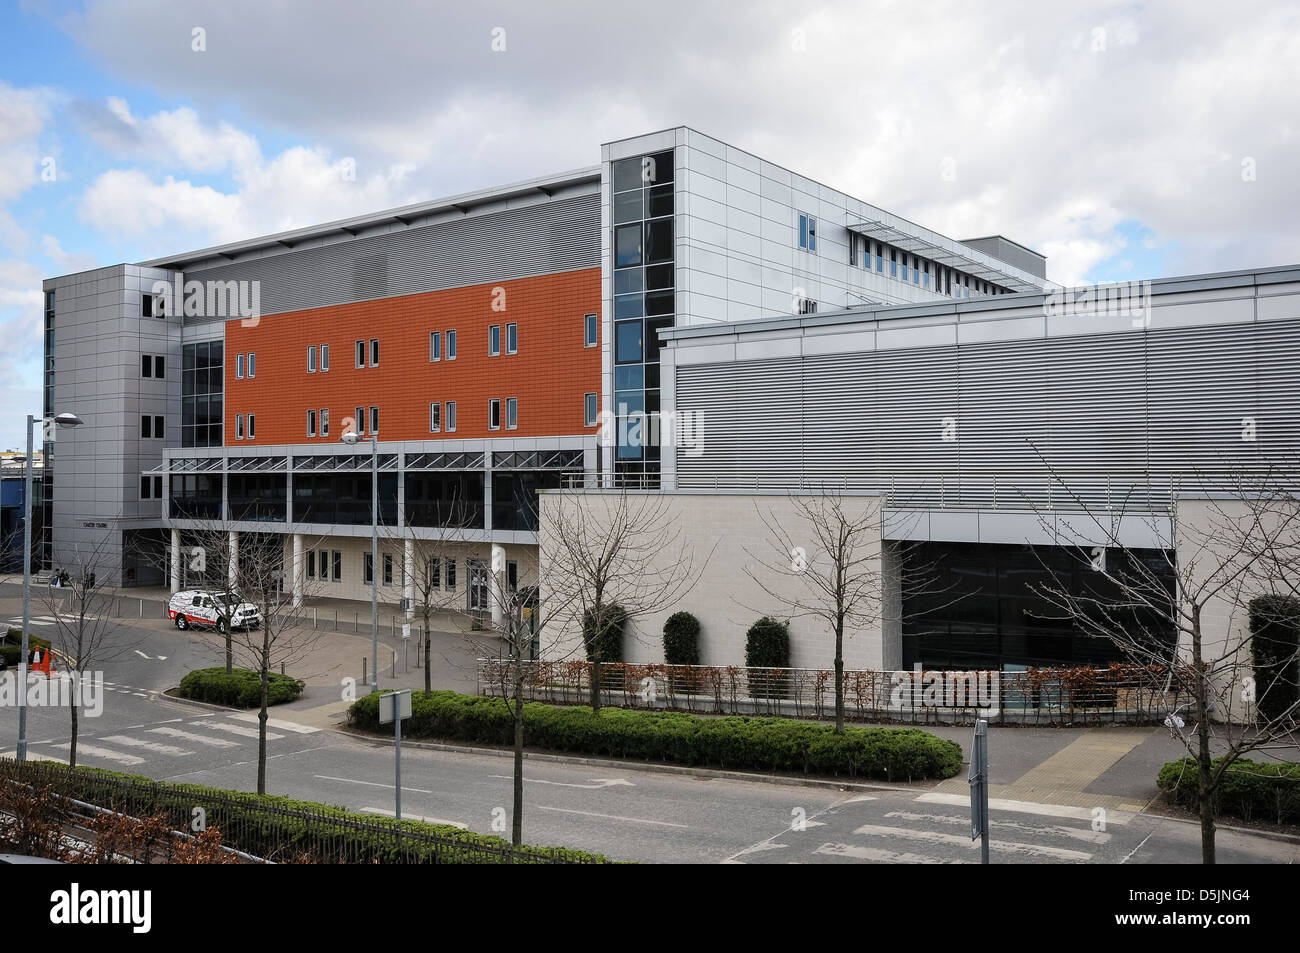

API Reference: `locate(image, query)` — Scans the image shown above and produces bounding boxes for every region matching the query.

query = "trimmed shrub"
[1157,757,1300,825]
[663,612,701,666]
[0,761,609,864]
[583,604,628,664]
[746,617,791,699]
[178,667,305,708]
[1248,595,1300,724]
[1,628,52,667]
[348,689,962,782]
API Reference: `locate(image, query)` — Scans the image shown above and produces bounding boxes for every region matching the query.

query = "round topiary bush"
[663,611,701,666]
[745,616,790,667]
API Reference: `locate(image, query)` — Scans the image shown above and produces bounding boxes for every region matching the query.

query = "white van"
[167,590,262,633]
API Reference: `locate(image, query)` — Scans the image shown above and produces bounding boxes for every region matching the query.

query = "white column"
[170,528,181,593]
[227,530,239,589]
[403,537,415,639]
[292,534,304,608]
[490,542,506,626]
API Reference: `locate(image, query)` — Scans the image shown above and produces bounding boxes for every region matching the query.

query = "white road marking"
[45,742,144,766]
[100,735,193,757]
[886,810,1110,844]
[816,843,970,863]
[915,792,1135,826]
[147,727,238,748]
[535,805,688,828]
[489,775,634,789]
[314,775,434,794]
[359,808,467,829]
[228,712,320,734]
[0,750,68,764]
[853,823,1092,861]
[191,720,284,740]
[844,794,878,802]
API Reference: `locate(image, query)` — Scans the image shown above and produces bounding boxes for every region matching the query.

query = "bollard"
[314,607,318,629]
[405,640,409,673]
[280,662,285,676]
[362,656,367,688]
[391,649,396,678]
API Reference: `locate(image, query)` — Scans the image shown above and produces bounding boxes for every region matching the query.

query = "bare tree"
[40,536,137,767]
[1024,460,1300,864]
[539,487,705,714]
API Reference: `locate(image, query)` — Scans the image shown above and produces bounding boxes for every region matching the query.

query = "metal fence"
[477,658,1194,726]
[0,759,604,864]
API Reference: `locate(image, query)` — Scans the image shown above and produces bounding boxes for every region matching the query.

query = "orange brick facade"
[224,268,600,445]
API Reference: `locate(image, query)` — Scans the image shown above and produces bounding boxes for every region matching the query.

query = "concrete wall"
[537,490,893,670]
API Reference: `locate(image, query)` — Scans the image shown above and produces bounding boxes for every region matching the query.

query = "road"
[1,598,1296,864]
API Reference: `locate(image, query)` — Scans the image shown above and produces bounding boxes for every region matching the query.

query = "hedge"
[178,667,305,708]
[348,690,963,781]
[0,761,609,864]
[1157,757,1300,825]
[1,627,52,666]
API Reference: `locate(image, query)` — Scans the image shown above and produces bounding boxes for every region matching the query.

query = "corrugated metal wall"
[186,194,600,318]
[675,318,1300,508]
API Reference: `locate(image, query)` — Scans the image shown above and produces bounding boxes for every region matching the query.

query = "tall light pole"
[17,411,83,761]
[341,427,378,694]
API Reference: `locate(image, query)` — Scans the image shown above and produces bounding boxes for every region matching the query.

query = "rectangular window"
[307,551,316,579]
[890,249,898,277]
[446,401,456,432]
[489,398,501,430]
[307,409,317,437]
[141,355,152,378]
[140,475,150,499]
[505,322,517,354]
[370,406,379,434]
[506,397,517,430]
[142,294,154,318]
[585,393,598,427]
[489,325,501,356]
[429,331,441,362]
[355,340,365,367]
[877,245,884,272]
[798,213,817,251]
[332,550,341,581]
[902,255,909,282]
[154,415,163,438]
[247,414,255,439]
[584,313,598,347]
[320,344,328,371]
[237,353,245,379]
[354,406,365,435]
[446,558,456,589]
[155,355,165,378]
[428,557,441,589]
[430,401,441,432]
[308,346,316,373]
[913,257,920,284]
[507,561,518,591]
[364,553,373,585]
[235,414,244,440]
[369,338,379,366]
[447,330,456,360]
[383,553,393,586]
[155,475,162,498]
[320,408,329,437]
[247,353,255,378]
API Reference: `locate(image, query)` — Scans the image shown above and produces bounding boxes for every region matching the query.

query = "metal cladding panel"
[675,317,1300,508]
[186,194,599,317]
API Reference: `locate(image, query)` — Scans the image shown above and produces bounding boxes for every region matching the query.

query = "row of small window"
[139,475,164,500]
[233,414,257,440]
[306,549,466,590]
[235,353,256,378]
[140,415,165,439]
[849,234,1009,297]
[140,354,166,379]
[304,406,380,438]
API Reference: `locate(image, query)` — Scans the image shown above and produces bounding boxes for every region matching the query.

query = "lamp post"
[17,412,83,761]
[341,427,378,694]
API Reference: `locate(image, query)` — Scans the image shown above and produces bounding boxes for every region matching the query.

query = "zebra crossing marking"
[147,726,239,748]
[45,742,144,766]
[228,711,320,734]
[190,720,284,740]
[853,823,1093,861]
[99,735,194,757]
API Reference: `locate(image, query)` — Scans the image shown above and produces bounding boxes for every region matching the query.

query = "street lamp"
[341,427,378,694]
[16,412,83,761]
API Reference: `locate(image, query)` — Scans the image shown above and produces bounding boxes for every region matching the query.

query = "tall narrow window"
[355,340,365,368]
[237,354,245,379]
[332,550,341,581]
[320,408,329,437]
[383,553,393,586]
[141,355,152,378]
[307,346,316,373]
[247,414,255,439]
[447,330,457,360]
[235,414,244,439]
[505,322,517,354]
[506,397,517,430]
[446,401,456,432]
[430,402,441,433]
[247,353,255,377]
[489,399,501,430]
[584,313,598,347]
[489,325,501,356]
[429,331,441,362]
[428,557,441,589]
[798,213,817,251]
[320,344,328,371]
[307,410,317,436]
[154,415,164,437]
[446,558,456,589]
[585,393,598,427]
[370,406,379,434]
[364,553,373,585]
[155,355,165,378]
[353,406,364,435]
[369,338,379,366]
[141,414,151,438]
[307,551,316,579]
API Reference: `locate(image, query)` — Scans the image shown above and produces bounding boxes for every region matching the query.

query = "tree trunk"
[423,619,431,694]
[512,668,525,848]
[69,694,79,769]
[589,661,602,714]
[226,628,233,676]
[257,629,270,796]
[1192,608,1216,864]
[834,621,845,734]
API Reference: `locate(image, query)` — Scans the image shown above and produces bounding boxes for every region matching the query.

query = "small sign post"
[378,689,413,821]
[969,718,990,864]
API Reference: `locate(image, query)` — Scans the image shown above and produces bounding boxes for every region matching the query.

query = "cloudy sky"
[1,0,1297,448]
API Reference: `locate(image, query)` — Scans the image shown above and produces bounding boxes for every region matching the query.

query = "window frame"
[141,354,152,378]
[308,345,316,373]
[584,313,598,348]
[489,324,501,357]
[236,353,245,379]
[505,396,517,430]
[355,340,365,368]
[446,401,456,433]
[585,392,598,427]
[370,405,379,434]
[447,329,457,360]
[369,338,379,367]
[235,413,244,440]
[430,401,441,433]
[307,409,317,437]
[505,322,517,354]
[354,406,365,436]
[247,414,255,440]
[320,408,329,437]
[489,398,501,431]
[320,344,328,371]
[429,331,441,362]
[247,352,255,378]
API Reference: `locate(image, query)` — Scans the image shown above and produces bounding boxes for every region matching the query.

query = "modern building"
[41,125,1295,678]
[1,454,43,574]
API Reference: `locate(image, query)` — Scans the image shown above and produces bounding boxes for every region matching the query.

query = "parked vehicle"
[167,590,262,633]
